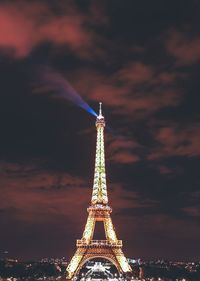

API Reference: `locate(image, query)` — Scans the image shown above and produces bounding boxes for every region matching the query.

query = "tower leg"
[113,248,132,273]
[104,216,118,242]
[66,214,96,279]
[82,213,95,242]
[104,216,132,274]
[66,248,85,279]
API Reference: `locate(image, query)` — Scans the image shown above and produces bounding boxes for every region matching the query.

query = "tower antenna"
[99,102,102,116]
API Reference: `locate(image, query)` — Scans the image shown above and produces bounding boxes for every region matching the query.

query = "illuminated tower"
[66,103,132,279]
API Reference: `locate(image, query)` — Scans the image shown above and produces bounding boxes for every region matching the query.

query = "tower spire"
[99,101,102,117]
[91,102,108,205]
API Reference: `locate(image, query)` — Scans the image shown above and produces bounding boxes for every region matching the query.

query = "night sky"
[0,0,200,261]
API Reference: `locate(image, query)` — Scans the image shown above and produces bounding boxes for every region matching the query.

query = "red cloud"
[0,165,89,223]
[109,151,140,164]
[148,123,200,159]
[71,62,181,118]
[0,4,36,57]
[0,2,96,58]
[116,62,154,84]
[166,30,200,65]
[1,162,199,259]
[106,137,141,164]
[0,162,140,223]
[157,165,173,175]
[108,138,139,150]
[183,207,200,218]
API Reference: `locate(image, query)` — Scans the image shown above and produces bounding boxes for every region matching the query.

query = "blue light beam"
[36,66,98,117]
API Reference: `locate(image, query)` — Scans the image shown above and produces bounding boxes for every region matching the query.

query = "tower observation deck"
[66,103,133,279]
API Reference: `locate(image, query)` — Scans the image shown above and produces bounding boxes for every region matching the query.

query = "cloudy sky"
[0,0,200,261]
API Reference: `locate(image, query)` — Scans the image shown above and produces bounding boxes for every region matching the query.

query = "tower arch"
[78,255,121,275]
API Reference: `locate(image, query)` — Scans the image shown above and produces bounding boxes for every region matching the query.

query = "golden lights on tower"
[66,103,133,279]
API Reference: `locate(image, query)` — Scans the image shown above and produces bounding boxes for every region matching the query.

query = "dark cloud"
[70,64,182,119]
[106,136,141,164]
[166,30,200,65]
[0,0,199,261]
[148,123,200,159]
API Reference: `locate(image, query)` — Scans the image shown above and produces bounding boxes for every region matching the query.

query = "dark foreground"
[0,258,200,281]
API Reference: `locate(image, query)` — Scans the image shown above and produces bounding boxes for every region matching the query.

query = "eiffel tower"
[66,103,133,279]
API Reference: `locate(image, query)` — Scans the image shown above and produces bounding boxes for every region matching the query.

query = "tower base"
[66,240,133,280]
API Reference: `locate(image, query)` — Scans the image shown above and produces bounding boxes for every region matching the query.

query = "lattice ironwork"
[66,103,133,279]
